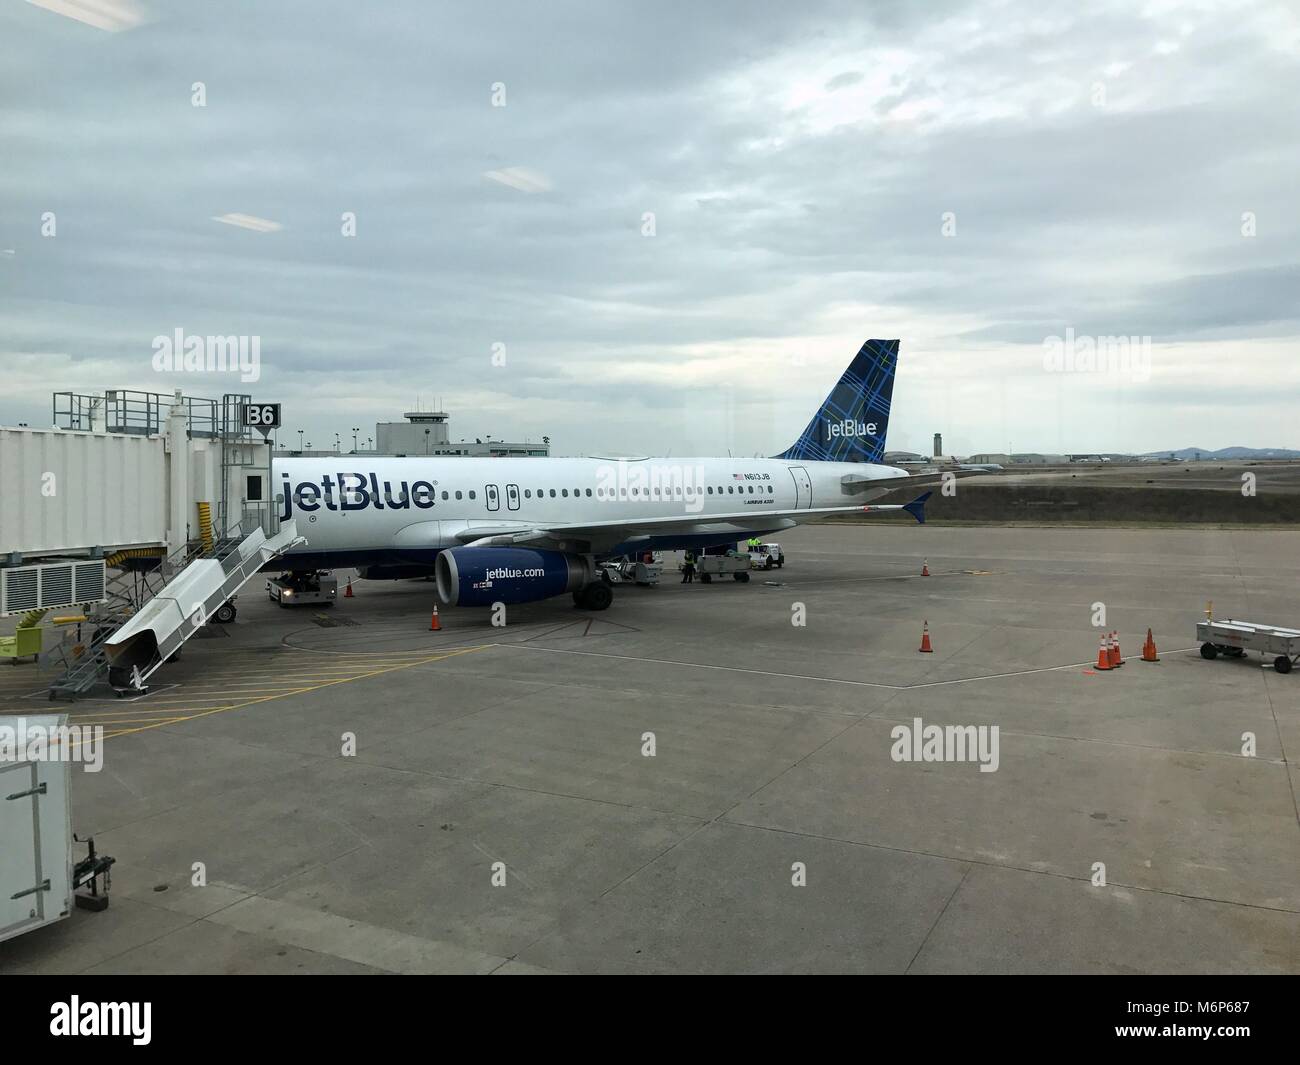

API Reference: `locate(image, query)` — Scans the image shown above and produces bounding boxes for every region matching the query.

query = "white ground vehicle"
[599,558,662,586]
[1197,618,1300,674]
[748,542,784,570]
[268,571,338,607]
[693,553,752,584]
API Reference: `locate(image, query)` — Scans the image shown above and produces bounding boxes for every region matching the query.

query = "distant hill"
[1141,447,1300,460]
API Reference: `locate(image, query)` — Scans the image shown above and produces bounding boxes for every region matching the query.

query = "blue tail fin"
[776,339,898,463]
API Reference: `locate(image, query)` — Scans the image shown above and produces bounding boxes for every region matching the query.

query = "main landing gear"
[573,581,614,611]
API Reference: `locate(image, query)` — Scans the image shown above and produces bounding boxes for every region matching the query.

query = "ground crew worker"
[682,551,696,583]
[748,537,761,550]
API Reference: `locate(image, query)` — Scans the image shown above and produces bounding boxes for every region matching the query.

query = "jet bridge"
[4,388,276,566]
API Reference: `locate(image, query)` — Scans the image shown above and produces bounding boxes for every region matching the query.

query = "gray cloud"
[1,0,1297,457]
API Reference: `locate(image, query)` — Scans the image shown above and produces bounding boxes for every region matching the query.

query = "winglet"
[902,491,932,525]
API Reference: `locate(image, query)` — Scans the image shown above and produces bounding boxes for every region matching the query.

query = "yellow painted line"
[66,698,237,713]
[97,645,492,742]
[187,665,440,680]
[159,680,332,688]
[151,662,464,687]
[189,665,422,676]
[145,685,333,695]
[4,647,492,728]
[98,684,385,702]
[215,674,409,681]
[201,655,442,667]
[70,705,221,719]
[282,644,480,652]
[101,726,178,739]
[66,677,415,703]
[72,709,231,722]
[70,689,336,709]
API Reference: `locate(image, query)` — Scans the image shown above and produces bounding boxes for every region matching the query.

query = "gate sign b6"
[242,403,281,433]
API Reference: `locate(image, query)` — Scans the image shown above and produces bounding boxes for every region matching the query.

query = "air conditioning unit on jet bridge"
[0,561,106,617]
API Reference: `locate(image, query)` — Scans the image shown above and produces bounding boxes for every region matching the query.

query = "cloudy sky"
[2,0,1297,457]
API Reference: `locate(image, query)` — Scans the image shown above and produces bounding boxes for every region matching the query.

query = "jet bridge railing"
[51,390,219,437]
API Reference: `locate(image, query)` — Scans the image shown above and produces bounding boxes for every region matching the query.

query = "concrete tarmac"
[1,524,1297,973]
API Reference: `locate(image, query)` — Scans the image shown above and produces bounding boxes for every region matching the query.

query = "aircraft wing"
[459,499,926,554]
[840,469,981,493]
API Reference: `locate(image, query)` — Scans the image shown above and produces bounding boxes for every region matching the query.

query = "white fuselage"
[272,455,910,566]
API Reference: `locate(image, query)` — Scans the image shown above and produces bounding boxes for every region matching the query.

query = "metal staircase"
[42,541,196,699]
[45,520,304,700]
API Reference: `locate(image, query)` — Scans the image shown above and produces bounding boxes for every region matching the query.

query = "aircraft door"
[505,484,520,511]
[788,466,813,508]
[485,484,500,512]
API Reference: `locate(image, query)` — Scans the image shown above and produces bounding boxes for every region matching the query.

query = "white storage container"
[1,713,74,943]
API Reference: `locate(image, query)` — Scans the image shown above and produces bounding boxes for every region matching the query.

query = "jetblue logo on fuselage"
[279,472,435,520]
[824,418,877,438]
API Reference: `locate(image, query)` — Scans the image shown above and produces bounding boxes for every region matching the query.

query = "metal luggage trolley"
[1196,618,1300,674]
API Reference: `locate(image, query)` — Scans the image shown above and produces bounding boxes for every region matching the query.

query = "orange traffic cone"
[1141,628,1159,663]
[1095,633,1113,671]
[1108,631,1123,667]
[919,620,934,653]
[921,559,931,577]
[429,603,442,632]
[344,576,354,598]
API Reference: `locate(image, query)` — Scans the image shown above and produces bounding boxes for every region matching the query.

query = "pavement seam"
[904,864,973,975]
[718,816,1300,916]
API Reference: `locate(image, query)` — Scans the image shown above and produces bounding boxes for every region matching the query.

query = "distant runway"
[832,461,1300,525]
[959,460,1300,494]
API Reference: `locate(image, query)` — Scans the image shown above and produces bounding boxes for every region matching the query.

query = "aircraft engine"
[434,547,599,608]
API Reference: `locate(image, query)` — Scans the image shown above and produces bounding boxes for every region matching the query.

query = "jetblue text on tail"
[776,338,897,463]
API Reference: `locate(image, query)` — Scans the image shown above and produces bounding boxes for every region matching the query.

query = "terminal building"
[883,450,930,466]
[272,409,550,459]
[373,409,548,458]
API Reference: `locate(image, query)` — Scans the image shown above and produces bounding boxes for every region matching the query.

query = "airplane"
[270,338,935,611]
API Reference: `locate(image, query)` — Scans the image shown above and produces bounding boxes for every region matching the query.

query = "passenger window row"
[592,484,774,499]
[292,482,775,506]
